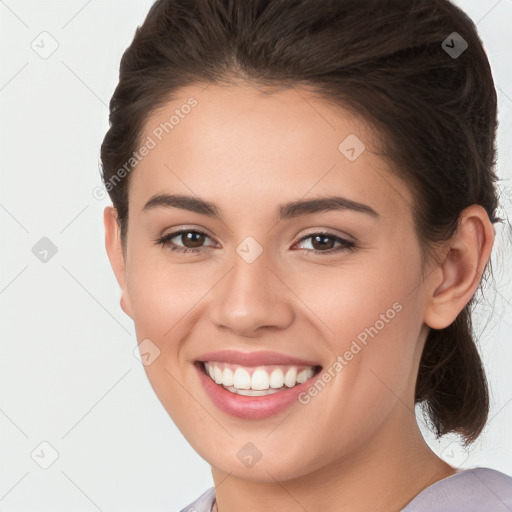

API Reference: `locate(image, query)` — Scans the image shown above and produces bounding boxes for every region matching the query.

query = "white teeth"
[284,367,297,387]
[296,368,309,384]
[203,362,317,392]
[251,369,270,390]
[223,386,283,396]
[213,366,223,385]
[223,367,234,387]
[269,368,285,389]
[233,367,251,389]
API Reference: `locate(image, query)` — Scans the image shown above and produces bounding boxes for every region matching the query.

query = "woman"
[100,0,512,510]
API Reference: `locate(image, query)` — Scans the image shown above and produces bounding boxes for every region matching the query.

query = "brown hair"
[100,0,503,445]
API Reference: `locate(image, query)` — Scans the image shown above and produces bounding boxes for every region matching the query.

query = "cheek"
[313,243,424,397]
[126,248,216,335]
[125,252,220,409]
[317,248,419,346]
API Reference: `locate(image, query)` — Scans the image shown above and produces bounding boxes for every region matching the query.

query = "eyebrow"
[142,193,379,220]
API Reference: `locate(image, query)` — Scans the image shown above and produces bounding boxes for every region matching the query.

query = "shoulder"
[178,487,216,512]
[177,470,512,512]
[401,467,512,512]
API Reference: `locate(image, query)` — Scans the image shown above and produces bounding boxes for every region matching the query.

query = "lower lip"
[195,362,320,420]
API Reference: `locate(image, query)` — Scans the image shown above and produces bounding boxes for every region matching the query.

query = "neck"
[211,409,456,512]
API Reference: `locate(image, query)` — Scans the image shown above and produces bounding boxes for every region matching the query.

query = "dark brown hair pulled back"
[100,0,504,445]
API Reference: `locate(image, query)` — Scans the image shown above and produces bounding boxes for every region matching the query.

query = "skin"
[104,81,494,512]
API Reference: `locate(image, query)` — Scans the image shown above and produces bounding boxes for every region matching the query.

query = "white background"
[1,1,511,510]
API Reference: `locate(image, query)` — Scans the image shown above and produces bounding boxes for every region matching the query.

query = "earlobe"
[103,206,134,319]
[424,205,494,330]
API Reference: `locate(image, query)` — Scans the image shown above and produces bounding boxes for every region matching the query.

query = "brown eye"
[155,229,215,254]
[295,232,356,254]
[180,231,206,248]
[310,234,336,251]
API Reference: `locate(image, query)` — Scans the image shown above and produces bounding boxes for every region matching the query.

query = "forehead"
[128,82,413,220]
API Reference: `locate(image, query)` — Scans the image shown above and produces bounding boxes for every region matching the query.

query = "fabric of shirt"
[178,467,512,512]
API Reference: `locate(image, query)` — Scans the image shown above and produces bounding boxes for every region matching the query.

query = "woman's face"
[105,82,438,481]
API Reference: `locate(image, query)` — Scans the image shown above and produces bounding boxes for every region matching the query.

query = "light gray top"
[178,467,512,512]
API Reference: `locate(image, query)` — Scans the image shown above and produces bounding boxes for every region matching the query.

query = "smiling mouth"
[197,361,323,396]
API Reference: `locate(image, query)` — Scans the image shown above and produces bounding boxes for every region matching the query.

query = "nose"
[209,248,295,338]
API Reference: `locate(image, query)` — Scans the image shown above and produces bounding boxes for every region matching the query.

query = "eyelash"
[154,229,356,255]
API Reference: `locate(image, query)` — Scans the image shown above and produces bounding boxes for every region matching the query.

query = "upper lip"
[196,349,321,367]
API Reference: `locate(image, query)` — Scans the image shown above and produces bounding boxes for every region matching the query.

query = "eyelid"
[159,225,216,242]
[296,227,356,244]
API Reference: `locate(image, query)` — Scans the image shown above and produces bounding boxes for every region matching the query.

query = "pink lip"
[194,361,321,420]
[196,349,321,367]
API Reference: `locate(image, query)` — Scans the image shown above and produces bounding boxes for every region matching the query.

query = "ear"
[423,205,495,330]
[103,206,134,319]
